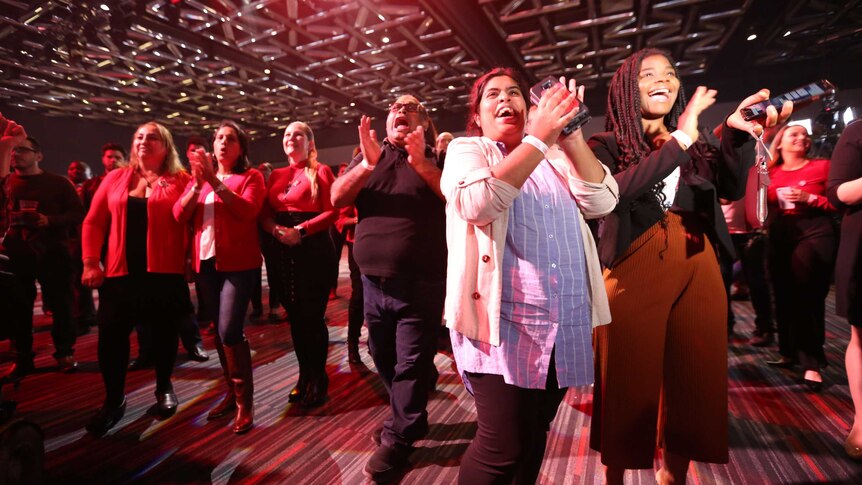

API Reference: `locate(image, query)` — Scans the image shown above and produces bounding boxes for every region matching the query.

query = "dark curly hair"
[606,48,687,173]
[465,67,528,136]
[214,120,251,174]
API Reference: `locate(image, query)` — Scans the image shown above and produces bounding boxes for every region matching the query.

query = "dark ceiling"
[0,0,860,148]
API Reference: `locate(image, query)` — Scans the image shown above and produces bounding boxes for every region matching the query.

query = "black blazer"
[588,125,755,268]
[826,120,862,325]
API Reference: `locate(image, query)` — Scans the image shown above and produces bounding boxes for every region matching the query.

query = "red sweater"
[767,158,836,216]
[82,167,190,276]
[174,169,266,272]
[261,162,337,234]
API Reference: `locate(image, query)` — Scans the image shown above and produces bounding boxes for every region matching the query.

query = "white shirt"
[198,174,232,261]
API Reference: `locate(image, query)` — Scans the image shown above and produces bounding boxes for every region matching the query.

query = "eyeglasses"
[12,146,38,154]
[388,102,425,113]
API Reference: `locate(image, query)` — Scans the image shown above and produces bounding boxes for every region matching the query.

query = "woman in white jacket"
[440,68,618,484]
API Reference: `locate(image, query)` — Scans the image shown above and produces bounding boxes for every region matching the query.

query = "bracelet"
[522,135,549,156]
[214,183,229,194]
[670,130,693,150]
[192,186,202,194]
[293,225,308,238]
[360,159,375,171]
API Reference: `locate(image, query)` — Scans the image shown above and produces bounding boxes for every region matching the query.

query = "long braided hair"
[606,48,686,177]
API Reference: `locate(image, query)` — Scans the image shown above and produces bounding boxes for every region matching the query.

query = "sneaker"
[363,443,413,483]
[56,355,78,373]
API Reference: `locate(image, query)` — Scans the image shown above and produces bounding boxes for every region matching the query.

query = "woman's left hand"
[783,187,813,203]
[727,89,793,137]
[190,148,217,185]
[273,225,302,247]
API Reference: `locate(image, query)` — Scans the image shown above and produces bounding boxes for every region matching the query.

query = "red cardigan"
[261,163,338,235]
[174,168,266,272]
[82,167,190,276]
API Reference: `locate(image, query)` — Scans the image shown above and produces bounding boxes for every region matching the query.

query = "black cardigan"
[588,124,755,268]
[826,120,862,325]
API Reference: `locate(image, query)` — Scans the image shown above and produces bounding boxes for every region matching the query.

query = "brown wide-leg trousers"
[591,212,729,469]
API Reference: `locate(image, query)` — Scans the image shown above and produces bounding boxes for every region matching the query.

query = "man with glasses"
[332,95,446,482]
[2,136,84,378]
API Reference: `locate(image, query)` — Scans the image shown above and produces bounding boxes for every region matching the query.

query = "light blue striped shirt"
[452,155,594,390]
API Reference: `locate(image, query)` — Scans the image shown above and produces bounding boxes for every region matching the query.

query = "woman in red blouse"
[765,124,836,390]
[81,122,192,436]
[174,120,265,433]
[260,121,337,407]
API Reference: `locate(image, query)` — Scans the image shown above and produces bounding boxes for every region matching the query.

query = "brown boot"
[207,335,236,420]
[224,339,254,434]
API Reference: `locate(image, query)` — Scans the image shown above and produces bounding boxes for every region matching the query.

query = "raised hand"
[0,113,27,152]
[404,125,430,170]
[189,147,216,185]
[528,83,581,147]
[677,86,718,143]
[358,115,382,168]
[727,89,793,137]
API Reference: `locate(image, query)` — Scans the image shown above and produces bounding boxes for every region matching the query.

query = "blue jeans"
[362,274,444,447]
[197,259,258,345]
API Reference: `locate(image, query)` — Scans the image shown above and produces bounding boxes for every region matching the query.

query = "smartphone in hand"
[741,79,836,121]
[529,76,591,135]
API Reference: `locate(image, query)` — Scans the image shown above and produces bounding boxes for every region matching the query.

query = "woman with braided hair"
[587,48,792,483]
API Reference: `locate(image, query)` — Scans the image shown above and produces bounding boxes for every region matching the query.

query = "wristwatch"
[294,225,307,238]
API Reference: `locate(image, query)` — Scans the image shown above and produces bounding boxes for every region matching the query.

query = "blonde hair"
[288,121,321,201]
[768,124,811,169]
[129,121,184,175]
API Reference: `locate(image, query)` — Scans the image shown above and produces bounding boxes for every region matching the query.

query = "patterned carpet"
[3,257,861,484]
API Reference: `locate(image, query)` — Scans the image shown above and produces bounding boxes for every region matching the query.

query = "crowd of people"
[1,46,861,483]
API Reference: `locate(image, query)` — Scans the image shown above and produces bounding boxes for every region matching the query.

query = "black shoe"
[766,356,797,368]
[56,355,78,374]
[301,377,329,408]
[287,377,308,403]
[187,343,209,362]
[803,370,823,392]
[347,341,361,364]
[749,332,774,347]
[372,426,382,446]
[129,357,153,371]
[156,391,178,417]
[86,399,127,437]
[363,443,413,483]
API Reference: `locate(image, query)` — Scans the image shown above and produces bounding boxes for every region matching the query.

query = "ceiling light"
[783,30,791,37]
[381,36,390,43]
[447,85,456,90]
[100,4,110,12]
[747,34,757,41]
[264,68,271,74]
[576,63,584,69]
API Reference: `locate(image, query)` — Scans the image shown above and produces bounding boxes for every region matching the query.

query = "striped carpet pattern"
[4,258,862,484]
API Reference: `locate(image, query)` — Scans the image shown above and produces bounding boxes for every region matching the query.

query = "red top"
[174,169,266,272]
[335,204,357,243]
[767,158,836,215]
[82,167,190,276]
[262,162,338,234]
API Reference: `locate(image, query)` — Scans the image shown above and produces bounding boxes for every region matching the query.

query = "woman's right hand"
[273,225,302,247]
[677,86,718,144]
[358,115,381,169]
[529,84,581,147]
[82,263,105,289]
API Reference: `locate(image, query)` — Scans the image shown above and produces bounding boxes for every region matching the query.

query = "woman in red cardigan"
[174,120,265,433]
[260,121,337,408]
[82,121,191,436]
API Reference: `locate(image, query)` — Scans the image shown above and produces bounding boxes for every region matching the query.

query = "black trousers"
[719,232,773,333]
[274,212,335,385]
[362,274,444,447]
[8,244,76,361]
[768,214,836,369]
[97,274,187,406]
[459,356,567,485]
[346,242,364,344]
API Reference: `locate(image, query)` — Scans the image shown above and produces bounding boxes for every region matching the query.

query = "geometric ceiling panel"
[0,0,859,143]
